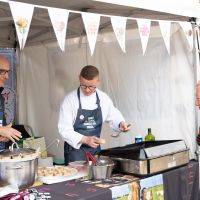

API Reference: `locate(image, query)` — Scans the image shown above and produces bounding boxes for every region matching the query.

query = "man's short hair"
[80,65,99,80]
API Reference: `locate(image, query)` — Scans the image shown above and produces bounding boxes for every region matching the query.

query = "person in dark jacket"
[0,55,21,150]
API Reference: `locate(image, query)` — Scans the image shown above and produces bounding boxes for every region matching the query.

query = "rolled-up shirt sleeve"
[58,96,83,149]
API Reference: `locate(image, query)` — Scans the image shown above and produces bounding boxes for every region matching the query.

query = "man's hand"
[119,121,131,132]
[0,123,22,143]
[196,82,200,106]
[81,136,105,148]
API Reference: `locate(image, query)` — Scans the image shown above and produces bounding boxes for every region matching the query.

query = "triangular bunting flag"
[111,16,127,52]
[159,21,171,54]
[179,22,193,50]
[137,19,151,55]
[48,8,69,51]
[82,13,100,56]
[9,1,34,50]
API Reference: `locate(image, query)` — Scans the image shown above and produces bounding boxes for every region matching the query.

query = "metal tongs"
[111,124,131,138]
[80,147,97,165]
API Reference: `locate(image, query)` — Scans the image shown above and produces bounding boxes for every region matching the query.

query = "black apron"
[64,88,103,165]
[0,87,7,151]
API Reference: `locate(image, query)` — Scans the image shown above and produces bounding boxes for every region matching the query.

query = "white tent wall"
[17,23,196,160]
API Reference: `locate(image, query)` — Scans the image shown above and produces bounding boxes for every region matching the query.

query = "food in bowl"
[37,166,77,177]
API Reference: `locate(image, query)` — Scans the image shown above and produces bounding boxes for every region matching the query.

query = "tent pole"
[15,48,20,124]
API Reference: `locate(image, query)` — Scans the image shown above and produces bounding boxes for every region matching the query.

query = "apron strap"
[77,87,82,109]
[96,91,100,108]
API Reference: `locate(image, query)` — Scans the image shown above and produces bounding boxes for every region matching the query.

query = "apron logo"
[84,117,97,129]
[79,115,84,120]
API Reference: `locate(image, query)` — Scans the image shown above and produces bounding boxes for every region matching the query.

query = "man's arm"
[58,96,85,149]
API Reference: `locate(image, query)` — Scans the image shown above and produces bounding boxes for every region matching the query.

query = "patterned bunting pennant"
[48,8,69,51]
[137,19,151,55]
[111,16,127,52]
[82,13,100,56]
[179,22,193,50]
[9,1,34,50]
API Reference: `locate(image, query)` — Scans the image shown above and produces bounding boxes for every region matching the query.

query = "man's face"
[0,58,10,86]
[79,76,99,96]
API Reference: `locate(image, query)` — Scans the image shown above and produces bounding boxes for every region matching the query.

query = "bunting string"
[0,0,193,54]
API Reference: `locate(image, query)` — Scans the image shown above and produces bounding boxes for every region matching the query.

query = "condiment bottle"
[145,128,155,141]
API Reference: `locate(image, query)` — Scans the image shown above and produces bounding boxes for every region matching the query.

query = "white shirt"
[58,88,125,149]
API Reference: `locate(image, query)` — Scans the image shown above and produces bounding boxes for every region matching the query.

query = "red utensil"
[80,147,97,165]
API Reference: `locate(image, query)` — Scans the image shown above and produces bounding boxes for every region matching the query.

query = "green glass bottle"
[145,128,155,141]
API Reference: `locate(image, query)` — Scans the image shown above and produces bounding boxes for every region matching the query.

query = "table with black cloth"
[32,160,199,200]
[163,160,199,200]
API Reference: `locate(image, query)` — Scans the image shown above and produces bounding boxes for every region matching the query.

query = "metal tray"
[100,140,189,176]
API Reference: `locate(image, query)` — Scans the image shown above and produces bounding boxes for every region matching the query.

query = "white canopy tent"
[0,0,195,47]
[93,0,200,18]
[0,0,199,161]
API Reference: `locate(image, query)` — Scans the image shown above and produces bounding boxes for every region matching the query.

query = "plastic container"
[38,157,53,167]
[68,160,88,173]
[135,135,143,143]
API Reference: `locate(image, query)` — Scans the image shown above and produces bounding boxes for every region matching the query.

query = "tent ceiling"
[0,0,191,48]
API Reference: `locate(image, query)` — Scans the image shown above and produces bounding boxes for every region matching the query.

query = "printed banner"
[48,8,69,51]
[111,16,127,52]
[137,19,151,55]
[9,1,34,50]
[179,22,193,50]
[159,21,171,54]
[140,174,164,200]
[82,13,100,56]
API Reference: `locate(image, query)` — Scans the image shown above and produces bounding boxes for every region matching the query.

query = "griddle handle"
[140,144,148,159]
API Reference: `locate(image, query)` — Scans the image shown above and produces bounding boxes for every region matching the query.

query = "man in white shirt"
[58,65,130,165]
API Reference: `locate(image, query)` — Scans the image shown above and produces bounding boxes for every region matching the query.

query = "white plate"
[37,166,79,184]
[38,175,75,184]
[37,171,88,184]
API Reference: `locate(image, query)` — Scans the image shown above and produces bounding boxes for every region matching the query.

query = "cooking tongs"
[111,124,131,138]
[80,147,97,165]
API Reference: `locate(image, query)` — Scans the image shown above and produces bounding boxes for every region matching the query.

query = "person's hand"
[0,123,22,143]
[119,121,131,132]
[81,136,105,148]
[196,82,200,106]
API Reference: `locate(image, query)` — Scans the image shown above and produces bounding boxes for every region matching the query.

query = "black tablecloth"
[31,160,199,200]
[163,160,199,200]
[34,180,112,200]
